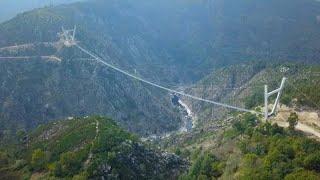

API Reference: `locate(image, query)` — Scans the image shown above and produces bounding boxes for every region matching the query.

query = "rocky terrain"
[0,50,182,135]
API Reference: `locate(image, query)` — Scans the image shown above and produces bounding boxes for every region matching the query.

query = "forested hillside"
[0,116,187,179]
[183,63,320,128]
[0,52,181,136]
[175,113,320,179]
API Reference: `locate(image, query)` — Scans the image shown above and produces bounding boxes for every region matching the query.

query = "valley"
[144,95,195,141]
[1,0,320,179]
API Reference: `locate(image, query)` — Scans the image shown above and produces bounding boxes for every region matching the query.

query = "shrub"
[12,159,27,170]
[48,162,62,177]
[72,172,89,180]
[0,152,9,168]
[287,112,298,131]
[285,170,320,180]
[281,95,291,106]
[31,149,48,171]
[304,151,320,172]
[189,153,222,178]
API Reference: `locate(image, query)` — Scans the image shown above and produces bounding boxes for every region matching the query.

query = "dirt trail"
[0,42,60,51]
[84,120,99,168]
[0,55,62,62]
[274,121,320,138]
[272,105,320,138]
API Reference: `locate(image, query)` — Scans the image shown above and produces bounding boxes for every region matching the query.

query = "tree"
[189,153,222,178]
[287,112,298,131]
[60,152,81,176]
[175,148,182,156]
[48,162,62,177]
[31,149,47,171]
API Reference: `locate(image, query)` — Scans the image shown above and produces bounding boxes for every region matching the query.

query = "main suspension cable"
[75,44,261,114]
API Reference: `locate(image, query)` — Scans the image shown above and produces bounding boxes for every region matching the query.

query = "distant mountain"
[0,116,187,179]
[0,0,84,23]
[1,0,320,81]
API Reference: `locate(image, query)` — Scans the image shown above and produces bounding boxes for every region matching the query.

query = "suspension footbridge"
[58,26,291,118]
[0,27,290,118]
[75,44,261,114]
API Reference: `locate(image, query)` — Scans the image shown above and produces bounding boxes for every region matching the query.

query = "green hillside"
[158,113,320,180]
[0,116,187,179]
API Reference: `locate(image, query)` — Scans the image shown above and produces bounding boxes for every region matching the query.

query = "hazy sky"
[0,0,85,23]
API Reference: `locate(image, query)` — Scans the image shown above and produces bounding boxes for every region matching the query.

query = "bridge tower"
[58,26,77,47]
[264,77,287,120]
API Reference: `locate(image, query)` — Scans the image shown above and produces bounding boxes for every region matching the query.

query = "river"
[174,95,194,132]
[141,94,194,141]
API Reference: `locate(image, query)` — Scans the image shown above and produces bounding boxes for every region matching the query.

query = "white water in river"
[141,95,194,141]
[177,99,194,132]
[178,99,192,118]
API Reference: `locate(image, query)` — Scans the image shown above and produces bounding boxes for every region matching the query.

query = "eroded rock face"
[96,141,188,179]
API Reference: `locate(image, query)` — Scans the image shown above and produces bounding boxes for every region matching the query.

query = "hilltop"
[0,116,187,179]
[0,0,84,23]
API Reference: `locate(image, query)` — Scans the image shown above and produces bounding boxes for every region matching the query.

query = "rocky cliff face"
[0,53,182,135]
[99,141,187,179]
